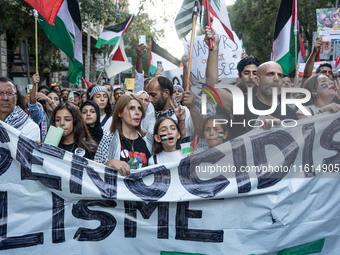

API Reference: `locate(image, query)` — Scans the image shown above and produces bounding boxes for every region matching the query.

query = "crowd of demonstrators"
[4,23,340,179]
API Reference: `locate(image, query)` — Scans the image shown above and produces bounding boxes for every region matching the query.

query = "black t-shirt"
[230,94,298,139]
[120,135,151,167]
[60,142,92,159]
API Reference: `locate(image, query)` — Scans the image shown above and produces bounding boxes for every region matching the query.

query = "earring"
[313,93,319,98]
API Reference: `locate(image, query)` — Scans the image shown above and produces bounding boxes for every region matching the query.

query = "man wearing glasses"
[0,78,40,141]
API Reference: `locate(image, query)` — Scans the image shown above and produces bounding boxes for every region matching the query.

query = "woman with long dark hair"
[50,102,97,159]
[80,101,104,145]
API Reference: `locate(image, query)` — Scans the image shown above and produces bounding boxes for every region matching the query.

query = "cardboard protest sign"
[183,21,242,86]
[1,111,340,254]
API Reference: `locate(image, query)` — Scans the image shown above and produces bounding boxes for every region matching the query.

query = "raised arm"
[301,37,322,87]
[30,73,40,105]
[134,44,147,93]
[181,54,189,89]
[204,26,233,112]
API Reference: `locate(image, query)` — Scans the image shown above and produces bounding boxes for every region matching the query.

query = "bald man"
[227,61,298,138]
[192,27,297,139]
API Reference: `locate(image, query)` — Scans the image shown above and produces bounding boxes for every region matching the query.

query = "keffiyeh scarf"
[154,98,181,120]
[5,106,29,129]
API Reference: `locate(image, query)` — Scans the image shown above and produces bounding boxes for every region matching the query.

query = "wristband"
[49,100,54,106]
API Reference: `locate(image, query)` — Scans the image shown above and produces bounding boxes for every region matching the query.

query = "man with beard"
[236,55,261,94]
[145,75,194,146]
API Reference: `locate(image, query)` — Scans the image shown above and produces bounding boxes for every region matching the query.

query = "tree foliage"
[0,0,164,82]
[229,0,335,63]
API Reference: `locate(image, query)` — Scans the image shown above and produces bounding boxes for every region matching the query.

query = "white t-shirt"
[144,106,194,148]
[296,104,320,117]
[100,114,113,132]
[16,117,41,141]
[148,149,186,165]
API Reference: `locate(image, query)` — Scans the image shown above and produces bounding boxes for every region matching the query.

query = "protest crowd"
[1,22,340,176]
[2,1,340,253]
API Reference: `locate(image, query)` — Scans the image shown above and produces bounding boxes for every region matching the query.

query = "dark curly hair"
[155,75,174,96]
[237,55,261,74]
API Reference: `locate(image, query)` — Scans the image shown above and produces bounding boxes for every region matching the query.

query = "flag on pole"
[335,53,340,70]
[272,0,299,75]
[95,15,134,49]
[24,0,63,25]
[148,39,181,75]
[82,78,92,88]
[174,0,202,39]
[104,37,132,78]
[202,0,235,44]
[35,0,83,85]
[298,34,307,63]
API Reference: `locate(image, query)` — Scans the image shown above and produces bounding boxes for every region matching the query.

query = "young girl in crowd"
[202,116,229,148]
[50,102,97,159]
[192,115,229,155]
[148,116,185,165]
[94,93,151,176]
[89,86,113,131]
[297,74,340,119]
[80,101,104,145]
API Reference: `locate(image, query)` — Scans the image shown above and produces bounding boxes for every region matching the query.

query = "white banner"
[1,111,340,254]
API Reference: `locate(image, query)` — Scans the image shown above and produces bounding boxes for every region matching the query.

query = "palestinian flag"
[202,0,235,44]
[95,15,134,49]
[160,134,168,142]
[272,0,299,75]
[24,0,63,25]
[104,37,132,78]
[148,39,181,75]
[298,34,307,63]
[215,131,224,139]
[33,0,83,85]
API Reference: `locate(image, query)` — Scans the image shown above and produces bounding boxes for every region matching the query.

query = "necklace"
[125,138,135,152]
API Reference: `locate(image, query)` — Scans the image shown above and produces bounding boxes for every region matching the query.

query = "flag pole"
[294,0,298,87]
[34,10,39,92]
[206,0,213,51]
[185,0,199,91]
